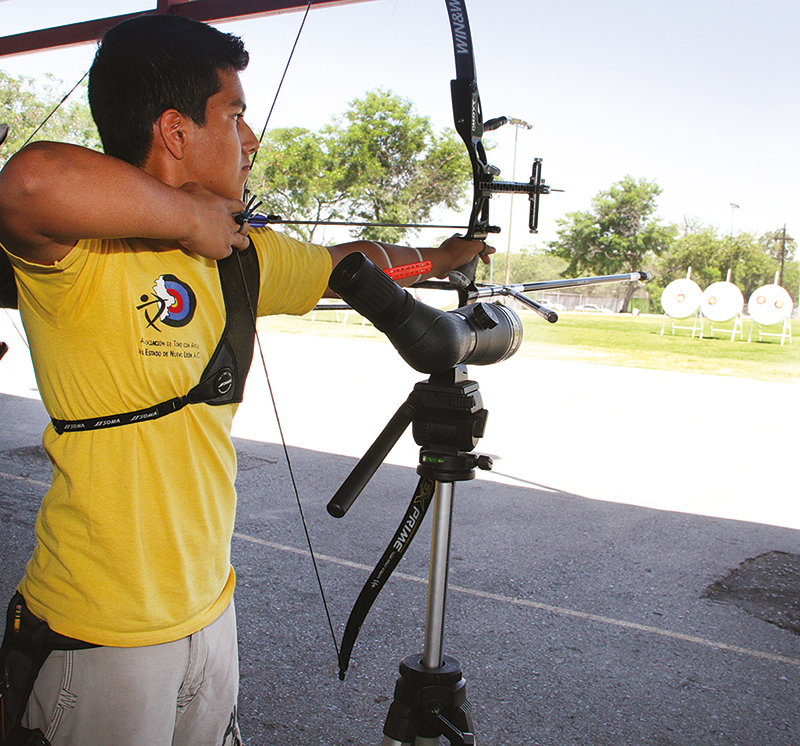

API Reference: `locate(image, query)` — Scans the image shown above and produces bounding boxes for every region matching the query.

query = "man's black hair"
[88,15,249,167]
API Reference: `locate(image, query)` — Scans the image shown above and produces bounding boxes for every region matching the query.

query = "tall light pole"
[727,202,739,279]
[503,118,533,285]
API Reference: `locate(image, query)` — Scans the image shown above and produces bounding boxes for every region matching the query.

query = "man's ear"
[156,109,190,160]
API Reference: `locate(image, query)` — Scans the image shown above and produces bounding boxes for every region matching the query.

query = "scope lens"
[453,302,523,367]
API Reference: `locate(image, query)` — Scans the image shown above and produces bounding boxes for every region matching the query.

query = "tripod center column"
[423,480,455,669]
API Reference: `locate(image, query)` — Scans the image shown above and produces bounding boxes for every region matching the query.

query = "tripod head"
[326,365,491,518]
[412,366,493,482]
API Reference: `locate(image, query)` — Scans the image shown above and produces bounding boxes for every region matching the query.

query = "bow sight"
[455,113,562,240]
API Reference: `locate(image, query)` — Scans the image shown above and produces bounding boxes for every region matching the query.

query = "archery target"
[701,281,743,323]
[661,278,702,319]
[748,284,794,326]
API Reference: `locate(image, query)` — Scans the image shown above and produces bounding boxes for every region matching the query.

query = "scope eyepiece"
[329,252,522,374]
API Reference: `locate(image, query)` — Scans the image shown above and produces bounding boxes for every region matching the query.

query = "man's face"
[183,67,259,199]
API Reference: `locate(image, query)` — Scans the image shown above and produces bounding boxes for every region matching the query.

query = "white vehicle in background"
[574,303,613,314]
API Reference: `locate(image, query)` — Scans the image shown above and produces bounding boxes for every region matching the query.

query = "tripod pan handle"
[327,396,420,518]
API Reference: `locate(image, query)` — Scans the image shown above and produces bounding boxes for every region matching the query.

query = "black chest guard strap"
[0,250,16,310]
[50,242,260,434]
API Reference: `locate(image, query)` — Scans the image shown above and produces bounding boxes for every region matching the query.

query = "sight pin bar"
[473,157,563,235]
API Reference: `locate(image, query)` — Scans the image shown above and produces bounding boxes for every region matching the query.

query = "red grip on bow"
[383,261,432,281]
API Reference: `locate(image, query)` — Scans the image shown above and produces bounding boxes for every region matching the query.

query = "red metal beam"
[0,0,373,57]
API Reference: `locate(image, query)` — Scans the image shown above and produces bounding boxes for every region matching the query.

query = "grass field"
[259,308,800,384]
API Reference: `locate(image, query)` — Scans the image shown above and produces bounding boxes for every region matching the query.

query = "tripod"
[328,365,491,745]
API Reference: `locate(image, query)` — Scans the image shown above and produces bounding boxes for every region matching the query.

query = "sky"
[1,0,798,252]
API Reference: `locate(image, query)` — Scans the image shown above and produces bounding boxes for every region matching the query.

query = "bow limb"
[445,0,498,304]
[336,476,436,680]
[444,0,560,304]
[446,0,493,244]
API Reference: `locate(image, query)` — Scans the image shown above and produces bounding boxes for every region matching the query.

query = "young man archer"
[0,14,489,746]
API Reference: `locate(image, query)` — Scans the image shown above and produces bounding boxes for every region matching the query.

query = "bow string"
[233,0,346,665]
[209,0,566,678]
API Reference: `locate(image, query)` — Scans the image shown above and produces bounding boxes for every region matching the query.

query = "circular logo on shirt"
[158,275,196,327]
[137,274,197,330]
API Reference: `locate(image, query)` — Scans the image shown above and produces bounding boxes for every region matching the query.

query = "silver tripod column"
[381,480,459,746]
[423,481,455,670]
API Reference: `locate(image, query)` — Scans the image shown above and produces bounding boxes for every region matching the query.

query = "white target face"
[701,281,744,322]
[748,284,794,326]
[661,278,702,319]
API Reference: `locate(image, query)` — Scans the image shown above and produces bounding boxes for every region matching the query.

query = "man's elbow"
[0,142,63,258]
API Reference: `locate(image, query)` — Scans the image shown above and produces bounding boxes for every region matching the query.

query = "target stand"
[699,275,744,342]
[660,312,702,338]
[748,317,792,346]
[746,278,794,346]
[703,312,743,342]
[660,273,703,338]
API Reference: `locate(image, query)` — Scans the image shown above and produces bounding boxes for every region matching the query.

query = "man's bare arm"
[324,237,492,297]
[0,142,248,265]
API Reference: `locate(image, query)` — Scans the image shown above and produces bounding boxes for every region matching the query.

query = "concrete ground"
[1,310,799,745]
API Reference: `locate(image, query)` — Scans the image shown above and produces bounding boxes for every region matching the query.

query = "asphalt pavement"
[1,311,798,745]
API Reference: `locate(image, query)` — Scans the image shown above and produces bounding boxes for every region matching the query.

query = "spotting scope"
[328,252,522,374]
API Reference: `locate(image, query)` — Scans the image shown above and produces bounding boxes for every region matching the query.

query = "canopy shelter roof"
[0,0,372,57]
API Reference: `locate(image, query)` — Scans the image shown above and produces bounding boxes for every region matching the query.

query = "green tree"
[247,126,349,243]
[730,232,779,299]
[1,70,99,165]
[249,89,471,244]
[655,224,727,290]
[652,221,800,311]
[475,247,568,284]
[546,176,675,311]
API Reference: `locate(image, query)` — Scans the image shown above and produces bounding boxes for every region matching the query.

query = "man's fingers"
[231,232,250,252]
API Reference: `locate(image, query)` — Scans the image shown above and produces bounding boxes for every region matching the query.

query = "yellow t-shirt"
[4,228,331,646]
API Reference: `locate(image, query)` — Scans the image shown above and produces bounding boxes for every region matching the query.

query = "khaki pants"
[23,602,241,746]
